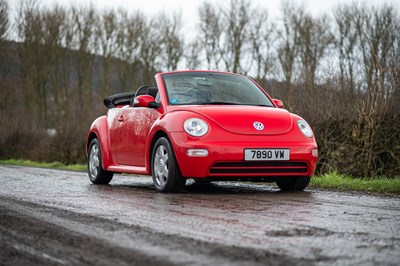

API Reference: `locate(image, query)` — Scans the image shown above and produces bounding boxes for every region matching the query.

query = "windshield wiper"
[254,104,273,107]
[201,102,242,105]
[200,102,272,107]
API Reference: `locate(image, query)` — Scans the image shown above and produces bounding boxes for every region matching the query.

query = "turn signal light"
[187,149,209,157]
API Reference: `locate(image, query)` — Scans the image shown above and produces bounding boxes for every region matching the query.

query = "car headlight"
[184,118,209,137]
[297,120,313,138]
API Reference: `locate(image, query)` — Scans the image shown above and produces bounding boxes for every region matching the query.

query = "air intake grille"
[209,161,309,175]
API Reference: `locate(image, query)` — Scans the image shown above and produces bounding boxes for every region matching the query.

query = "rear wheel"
[151,137,186,192]
[87,138,113,184]
[276,176,311,191]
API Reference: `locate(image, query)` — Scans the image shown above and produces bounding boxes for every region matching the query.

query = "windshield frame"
[160,71,274,107]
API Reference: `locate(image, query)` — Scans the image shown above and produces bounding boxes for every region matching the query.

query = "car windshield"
[162,72,274,106]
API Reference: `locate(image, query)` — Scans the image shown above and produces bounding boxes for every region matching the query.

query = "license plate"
[244,149,290,161]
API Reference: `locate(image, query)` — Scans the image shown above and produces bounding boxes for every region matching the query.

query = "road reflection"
[3,166,398,265]
[86,176,316,223]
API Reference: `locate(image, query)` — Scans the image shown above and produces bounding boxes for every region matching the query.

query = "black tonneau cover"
[103,92,135,108]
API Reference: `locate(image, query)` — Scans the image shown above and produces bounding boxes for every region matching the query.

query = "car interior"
[131,85,159,106]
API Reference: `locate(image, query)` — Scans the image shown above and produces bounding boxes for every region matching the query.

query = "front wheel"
[276,176,311,191]
[87,138,113,184]
[151,137,186,192]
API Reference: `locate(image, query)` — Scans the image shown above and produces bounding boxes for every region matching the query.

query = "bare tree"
[95,9,119,97]
[71,5,96,109]
[0,0,10,114]
[185,41,201,69]
[386,15,400,114]
[139,17,162,84]
[16,0,48,124]
[319,3,400,177]
[333,4,359,95]
[356,5,398,114]
[276,0,304,108]
[115,10,145,91]
[198,2,222,70]
[352,4,399,176]
[41,5,70,127]
[220,0,251,73]
[249,9,276,85]
[295,14,332,90]
[0,0,8,40]
[0,0,9,74]
[159,12,184,71]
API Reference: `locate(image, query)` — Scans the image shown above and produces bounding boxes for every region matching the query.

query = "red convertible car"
[86,71,318,192]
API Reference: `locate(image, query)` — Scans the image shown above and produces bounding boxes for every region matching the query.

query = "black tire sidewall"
[276,176,311,191]
[151,137,185,192]
[87,138,113,184]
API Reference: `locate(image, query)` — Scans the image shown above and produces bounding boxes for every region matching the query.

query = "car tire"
[87,138,113,184]
[151,137,186,192]
[276,176,311,191]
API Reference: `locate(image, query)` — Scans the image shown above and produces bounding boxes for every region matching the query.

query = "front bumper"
[169,132,318,179]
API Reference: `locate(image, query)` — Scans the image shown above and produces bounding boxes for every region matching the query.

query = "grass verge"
[0,159,86,172]
[310,171,400,194]
[1,160,399,194]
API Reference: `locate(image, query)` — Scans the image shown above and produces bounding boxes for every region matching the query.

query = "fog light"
[187,149,208,157]
[312,149,318,157]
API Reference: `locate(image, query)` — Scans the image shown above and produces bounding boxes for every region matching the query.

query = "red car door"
[108,108,123,164]
[115,107,159,166]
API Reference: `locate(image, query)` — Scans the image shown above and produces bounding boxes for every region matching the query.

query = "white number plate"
[244,149,290,161]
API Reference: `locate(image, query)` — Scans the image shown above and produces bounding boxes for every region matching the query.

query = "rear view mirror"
[272,99,284,108]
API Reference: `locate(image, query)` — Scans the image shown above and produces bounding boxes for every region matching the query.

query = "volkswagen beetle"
[86,71,318,192]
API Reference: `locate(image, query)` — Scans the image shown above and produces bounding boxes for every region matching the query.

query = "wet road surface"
[1,165,399,265]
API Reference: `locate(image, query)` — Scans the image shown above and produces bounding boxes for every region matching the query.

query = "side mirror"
[134,95,159,108]
[272,99,284,108]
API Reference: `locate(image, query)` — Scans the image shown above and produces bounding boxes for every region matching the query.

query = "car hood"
[183,106,293,135]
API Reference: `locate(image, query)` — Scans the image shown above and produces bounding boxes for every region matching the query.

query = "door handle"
[118,116,124,122]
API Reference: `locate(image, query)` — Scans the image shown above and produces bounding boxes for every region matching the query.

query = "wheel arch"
[86,116,112,170]
[147,130,169,174]
[86,132,98,154]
